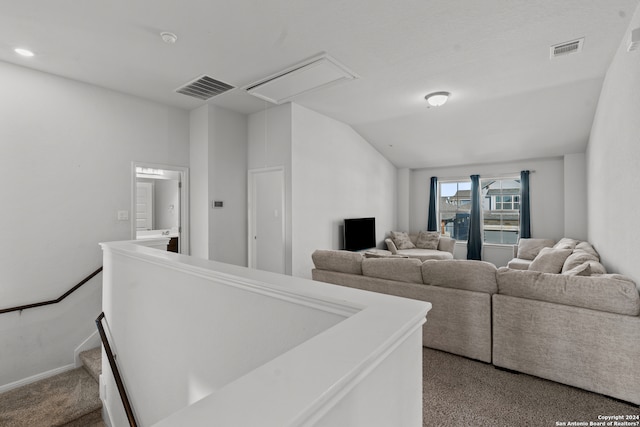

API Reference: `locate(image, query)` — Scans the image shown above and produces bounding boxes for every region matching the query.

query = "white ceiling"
[1,0,638,168]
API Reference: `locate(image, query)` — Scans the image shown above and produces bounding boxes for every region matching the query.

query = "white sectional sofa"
[311,241,640,405]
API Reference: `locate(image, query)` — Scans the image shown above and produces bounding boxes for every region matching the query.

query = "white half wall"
[0,60,189,387]
[101,241,427,427]
[587,3,640,282]
[290,104,397,278]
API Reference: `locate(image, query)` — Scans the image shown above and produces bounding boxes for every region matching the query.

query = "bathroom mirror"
[132,162,189,254]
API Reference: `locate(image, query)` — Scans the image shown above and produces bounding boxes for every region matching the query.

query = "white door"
[136,182,154,230]
[249,168,285,274]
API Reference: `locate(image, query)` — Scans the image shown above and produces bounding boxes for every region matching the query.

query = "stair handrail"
[0,267,103,315]
[96,312,139,427]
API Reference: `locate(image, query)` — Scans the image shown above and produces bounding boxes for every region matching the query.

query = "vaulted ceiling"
[2,0,638,168]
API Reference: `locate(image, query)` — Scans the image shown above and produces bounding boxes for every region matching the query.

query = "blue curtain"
[520,170,531,239]
[467,174,482,260]
[427,176,438,231]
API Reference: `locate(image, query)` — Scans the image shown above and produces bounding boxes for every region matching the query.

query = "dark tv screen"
[344,217,376,251]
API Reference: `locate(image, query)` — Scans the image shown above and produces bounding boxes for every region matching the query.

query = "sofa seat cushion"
[422,259,498,294]
[396,248,453,261]
[311,250,363,275]
[506,258,532,270]
[362,257,424,284]
[496,267,640,316]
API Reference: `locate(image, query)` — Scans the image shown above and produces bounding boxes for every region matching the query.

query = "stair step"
[0,367,102,427]
[79,347,102,383]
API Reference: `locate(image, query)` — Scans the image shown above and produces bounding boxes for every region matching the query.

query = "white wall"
[0,60,189,387]
[208,106,248,266]
[189,104,248,266]
[248,104,293,274]
[409,157,569,265]
[290,104,397,278]
[564,153,588,241]
[587,4,640,282]
[397,168,411,231]
[189,105,210,259]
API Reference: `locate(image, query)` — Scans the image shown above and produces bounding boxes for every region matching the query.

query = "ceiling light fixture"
[160,32,178,44]
[425,91,450,107]
[14,48,35,57]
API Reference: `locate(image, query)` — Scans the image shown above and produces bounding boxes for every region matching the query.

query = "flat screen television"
[344,217,376,251]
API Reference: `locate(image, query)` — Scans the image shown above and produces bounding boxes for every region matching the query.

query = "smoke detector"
[161,32,178,44]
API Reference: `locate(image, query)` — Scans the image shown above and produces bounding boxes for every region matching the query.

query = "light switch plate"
[117,210,129,221]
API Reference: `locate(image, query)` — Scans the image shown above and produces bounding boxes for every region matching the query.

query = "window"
[438,181,471,241]
[481,178,521,244]
[437,177,521,244]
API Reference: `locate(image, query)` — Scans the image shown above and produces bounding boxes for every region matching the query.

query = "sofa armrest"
[385,238,398,254]
[437,236,455,254]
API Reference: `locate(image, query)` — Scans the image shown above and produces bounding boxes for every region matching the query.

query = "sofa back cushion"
[516,238,555,260]
[311,250,363,275]
[496,267,640,316]
[362,258,423,284]
[528,247,572,273]
[437,236,456,254]
[421,259,498,294]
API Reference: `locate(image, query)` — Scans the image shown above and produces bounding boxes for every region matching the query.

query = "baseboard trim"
[74,330,101,367]
[0,363,76,394]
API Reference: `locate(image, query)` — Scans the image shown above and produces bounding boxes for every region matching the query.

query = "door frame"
[131,161,190,255]
[247,166,285,271]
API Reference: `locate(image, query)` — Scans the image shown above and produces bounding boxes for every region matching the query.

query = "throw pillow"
[390,231,415,250]
[528,247,572,274]
[561,250,598,273]
[553,238,579,250]
[516,238,555,261]
[415,230,440,250]
[562,262,591,277]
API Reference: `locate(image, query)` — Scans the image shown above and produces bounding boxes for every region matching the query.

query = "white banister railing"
[100,241,430,427]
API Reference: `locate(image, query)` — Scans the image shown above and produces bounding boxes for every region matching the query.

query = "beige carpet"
[423,347,640,426]
[0,367,102,427]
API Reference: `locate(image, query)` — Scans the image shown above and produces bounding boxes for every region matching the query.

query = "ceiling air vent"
[176,75,234,100]
[550,38,584,59]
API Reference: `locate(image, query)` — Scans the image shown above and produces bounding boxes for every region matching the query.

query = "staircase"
[0,347,104,426]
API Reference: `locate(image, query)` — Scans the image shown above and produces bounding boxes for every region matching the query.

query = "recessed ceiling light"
[425,91,450,107]
[14,48,35,57]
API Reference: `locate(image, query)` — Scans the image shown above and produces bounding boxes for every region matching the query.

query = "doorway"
[248,167,285,274]
[132,162,189,254]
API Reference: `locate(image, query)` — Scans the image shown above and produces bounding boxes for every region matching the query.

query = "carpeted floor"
[422,347,640,427]
[0,367,102,427]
